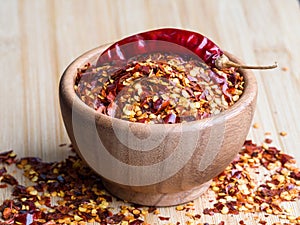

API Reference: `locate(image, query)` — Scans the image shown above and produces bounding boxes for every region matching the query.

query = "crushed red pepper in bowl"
[74,28,276,124]
[75,52,244,123]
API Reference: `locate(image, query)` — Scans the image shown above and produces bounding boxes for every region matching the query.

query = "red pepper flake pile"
[202,140,300,224]
[0,149,151,225]
[1,139,300,224]
[75,52,244,124]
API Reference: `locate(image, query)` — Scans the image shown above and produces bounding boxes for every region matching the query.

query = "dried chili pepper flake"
[203,208,214,216]
[0,183,8,189]
[175,205,185,211]
[264,138,273,144]
[0,167,7,176]
[158,216,170,221]
[59,143,67,147]
[132,220,145,225]
[290,171,300,180]
[2,174,18,185]
[147,206,157,213]
[0,150,16,165]
[279,131,287,136]
[106,213,125,223]
[2,207,13,220]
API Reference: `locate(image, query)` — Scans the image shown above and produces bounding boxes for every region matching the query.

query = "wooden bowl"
[59,45,257,206]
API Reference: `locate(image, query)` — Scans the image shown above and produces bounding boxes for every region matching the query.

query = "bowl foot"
[102,180,212,206]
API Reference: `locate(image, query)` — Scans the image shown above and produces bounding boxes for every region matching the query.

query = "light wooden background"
[1,0,300,224]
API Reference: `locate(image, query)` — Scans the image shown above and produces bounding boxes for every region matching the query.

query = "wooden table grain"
[1,0,300,224]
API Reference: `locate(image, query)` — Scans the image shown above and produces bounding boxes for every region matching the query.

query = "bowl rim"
[59,44,257,128]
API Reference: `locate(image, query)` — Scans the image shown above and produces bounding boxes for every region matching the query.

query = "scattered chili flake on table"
[253,123,260,129]
[158,216,170,221]
[0,148,150,225]
[1,139,300,224]
[203,140,300,224]
[264,138,273,144]
[0,150,16,165]
[75,52,244,124]
[280,131,287,137]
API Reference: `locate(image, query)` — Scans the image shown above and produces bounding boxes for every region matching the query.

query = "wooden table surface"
[1,0,300,224]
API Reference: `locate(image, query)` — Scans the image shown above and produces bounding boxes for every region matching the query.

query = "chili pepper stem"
[215,54,277,70]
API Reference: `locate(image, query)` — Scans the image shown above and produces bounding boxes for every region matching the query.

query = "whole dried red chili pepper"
[97,28,277,70]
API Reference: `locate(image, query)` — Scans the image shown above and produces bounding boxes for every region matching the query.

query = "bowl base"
[102,180,212,206]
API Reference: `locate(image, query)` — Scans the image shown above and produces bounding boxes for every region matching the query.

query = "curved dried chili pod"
[97,28,277,70]
[97,28,223,67]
